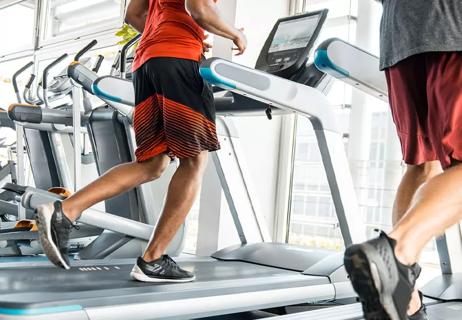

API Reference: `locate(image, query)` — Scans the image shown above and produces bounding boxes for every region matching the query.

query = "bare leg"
[390,163,462,266]
[143,151,208,262]
[392,161,442,224]
[62,154,171,221]
[391,161,442,314]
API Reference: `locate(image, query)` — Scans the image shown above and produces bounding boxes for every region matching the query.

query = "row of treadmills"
[0,9,461,320]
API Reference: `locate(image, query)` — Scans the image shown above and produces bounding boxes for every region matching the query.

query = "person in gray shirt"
[344,1,462,319]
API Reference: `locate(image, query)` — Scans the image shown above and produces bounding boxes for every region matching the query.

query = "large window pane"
[0,1,35,56]
[287,0,440,283]
[42,0,125,42]
[287,0,356,251]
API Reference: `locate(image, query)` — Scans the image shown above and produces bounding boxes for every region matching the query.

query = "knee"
[179,152,208,176]
[140,156,170,182]
[406,161,442,182]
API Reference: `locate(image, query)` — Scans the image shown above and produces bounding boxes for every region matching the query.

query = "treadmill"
[268,300,462,320]
[0,11,366,320]
[310,37,462,319]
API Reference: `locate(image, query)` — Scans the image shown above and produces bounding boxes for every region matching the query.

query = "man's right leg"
[62,155,171,221]
[36,154,171,269]
[345,163,462,320]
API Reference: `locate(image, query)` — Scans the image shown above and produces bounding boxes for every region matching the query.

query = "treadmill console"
[255,10,328,79]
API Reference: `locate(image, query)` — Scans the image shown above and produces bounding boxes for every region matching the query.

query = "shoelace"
[163,255,179,270]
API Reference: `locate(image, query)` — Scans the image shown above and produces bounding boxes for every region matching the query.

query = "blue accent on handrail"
[199,67,237,89]
[92,83,123,103]
[314,49,349,79]
[0,305,83,316]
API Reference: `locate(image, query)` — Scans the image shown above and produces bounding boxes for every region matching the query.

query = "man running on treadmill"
[35,0,247,283]
[345,1,462,319]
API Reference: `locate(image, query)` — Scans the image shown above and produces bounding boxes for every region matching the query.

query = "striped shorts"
[133,57,220,161]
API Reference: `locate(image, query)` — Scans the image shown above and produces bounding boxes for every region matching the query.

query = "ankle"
[143,250,163,263]
[61,200,81,222]
[407,290,422,316]
[389,231,418,266]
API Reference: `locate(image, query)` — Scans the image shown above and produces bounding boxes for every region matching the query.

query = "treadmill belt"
[0,257,332,320]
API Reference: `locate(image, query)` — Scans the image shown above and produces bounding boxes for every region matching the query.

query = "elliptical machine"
[0,54,102,256]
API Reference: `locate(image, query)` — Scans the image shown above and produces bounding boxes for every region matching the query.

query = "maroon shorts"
[385,52,462,169]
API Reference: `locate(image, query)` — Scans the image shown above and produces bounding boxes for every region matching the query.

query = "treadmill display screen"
[268,15,320,53]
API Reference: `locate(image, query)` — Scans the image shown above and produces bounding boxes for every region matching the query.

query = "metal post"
[71,86,82,191]
[313,123,366,246]
[15,125,26,220]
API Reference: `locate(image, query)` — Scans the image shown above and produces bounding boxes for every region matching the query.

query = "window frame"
[0,0,39,59]
[37,0,127,48]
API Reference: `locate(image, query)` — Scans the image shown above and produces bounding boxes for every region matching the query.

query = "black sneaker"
[36,201,75,270]
[344,231,421,320]
[408,291,428,320]
[130,255,195,283]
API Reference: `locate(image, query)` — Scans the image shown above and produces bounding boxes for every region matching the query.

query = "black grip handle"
[43,53,68,89]
[75,40,97,62]
[2,182,27,196]
[92,55,104,73]
[111,51,121,71]
[120,34,141,74]
[12,61,34,94]
[25,74,36,89]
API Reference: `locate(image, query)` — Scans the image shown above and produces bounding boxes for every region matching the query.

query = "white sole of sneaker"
[130,265,195,283]
[36,203,70,270]
[363,243,400,320]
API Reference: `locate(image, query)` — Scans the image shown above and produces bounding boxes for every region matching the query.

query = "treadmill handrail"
[200,58,337,133]
[92,75,269,118]
[314,38,388,102]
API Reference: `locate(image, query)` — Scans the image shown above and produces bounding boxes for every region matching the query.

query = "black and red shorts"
[386,52,462,169]
[133,57,220,161]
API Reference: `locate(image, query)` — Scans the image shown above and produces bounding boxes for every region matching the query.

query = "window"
[287,0,357,250]
[287,0,441,284]
[41,0,125,43]
[0,1,36,57]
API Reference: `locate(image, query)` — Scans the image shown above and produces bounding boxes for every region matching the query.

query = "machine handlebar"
[75,40,97,62]
[120,34,141,75]
[92,55,104,73]
[12,61,34,95]
[43,53,68,89]
[25,74,36,89]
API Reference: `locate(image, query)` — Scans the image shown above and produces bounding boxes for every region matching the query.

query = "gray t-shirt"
[380,0,462,70]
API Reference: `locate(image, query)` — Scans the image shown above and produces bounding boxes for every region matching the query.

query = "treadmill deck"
[0,256,336,320]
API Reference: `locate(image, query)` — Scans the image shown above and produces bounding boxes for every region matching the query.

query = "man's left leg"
[131,151,208,282]
[392,162,442,317]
